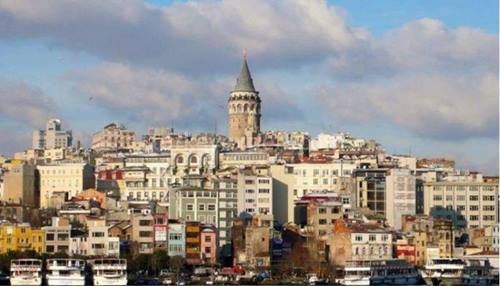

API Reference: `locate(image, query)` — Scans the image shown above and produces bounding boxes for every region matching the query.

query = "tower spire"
[233,52,255,92]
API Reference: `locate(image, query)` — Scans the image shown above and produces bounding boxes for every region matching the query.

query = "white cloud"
[0,80,56,127]
[318,72,498,140]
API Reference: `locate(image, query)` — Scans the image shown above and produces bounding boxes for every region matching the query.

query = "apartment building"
[329,220,393,266]
[214,177,238,247]
[1,160,37,207]
[91,123,136,152]
[43,217,71,255]
[185,221,202,265]
[32,118,72,149]
[200,225,217,265]
[0,223,44,253]
[271,160,355,224]
[237,167,273,217]
[131,213,154,254]
[219,151,270,168]
[423,172,498,228]
[69,218,120,257]
[168,221,185,257]
[37,162,95,208]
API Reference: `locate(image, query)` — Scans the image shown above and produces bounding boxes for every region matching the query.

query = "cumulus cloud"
[317,72,498,140]
[68,61,304,130]
[0,0,366,73]
[0,80,56,127]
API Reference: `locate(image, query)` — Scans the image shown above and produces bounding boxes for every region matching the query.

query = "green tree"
[169,256,185,277]
[151,250,169,275]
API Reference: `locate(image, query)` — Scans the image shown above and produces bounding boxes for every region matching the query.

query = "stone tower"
[228,55,261,146]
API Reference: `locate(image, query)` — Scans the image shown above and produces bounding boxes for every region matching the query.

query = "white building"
[69,219,119,257]
[423,172,498,229]
[237,168,273,216]
[385,168,416,229]
[37,162,95,208]
[32,118,72,149]
[270,160,356,224]
[91,123,136,152]
[122,154,171,201]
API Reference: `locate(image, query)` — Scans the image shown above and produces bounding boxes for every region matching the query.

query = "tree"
[151,250,169,275]
[169,256,185,278]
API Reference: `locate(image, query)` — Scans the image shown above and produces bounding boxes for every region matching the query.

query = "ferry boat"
[89,258,127,286]
[340,261,371,286]
[461,258,494,286]
[45,258,86,286]
[10,259,42,286]
[421,257,464,286]
[370,259,421,285]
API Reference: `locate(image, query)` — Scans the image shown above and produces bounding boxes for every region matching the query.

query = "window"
[469,205,479,211]
[139,231,152,237]
[469,215,479,221]
[457,195,465,201]
[355,235,363,242]
[176,156,184,164]
[205,236,211,242]
[258,189,270,193]
[245,189,255,193]
[318,208,327,214]
[258,179,270,184]
[187,204,193,211]
[169,233,182,240]
[369,234,376,241]
[46,233,55,241]
[190,156,198,164]
[319,219,327,225]
[139,220,151,226]
[208,204,216,211]
[199,204,205,211]
[433,195,443,201]
[245,180,254,184]
[382,235,389,241]
[91,232,105,238]
[470,195,479,201]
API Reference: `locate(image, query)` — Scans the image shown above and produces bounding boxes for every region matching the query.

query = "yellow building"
[0,224,44,253]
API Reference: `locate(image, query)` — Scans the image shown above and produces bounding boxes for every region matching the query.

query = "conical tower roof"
[233,55,256,92]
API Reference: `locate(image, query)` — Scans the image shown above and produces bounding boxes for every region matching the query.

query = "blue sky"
[0,0,498,174]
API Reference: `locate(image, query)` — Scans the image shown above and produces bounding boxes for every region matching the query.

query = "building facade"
[32,118,72,150]
[91,123,136,152]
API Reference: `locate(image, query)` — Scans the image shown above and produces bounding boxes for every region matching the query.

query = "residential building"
[214,177,238,247]
[200,225,217,265]
[385,168,416,229]
[91,123,136,152]
[0,223,44,253]
[32,118,72,149]
[167,221,185,258]
[185,221,202,265]
[131,213,154,254]
[271,160,355,224]
[154,213,168,250]
[237,167,273,217]
[423,172,498,228]
[396,238,416,265]
[170,144,219,177]
[43,217,71,255]
[70,218,119,257]
[219,151,270,168]
[38,162,95,208]
[1,159,38,207]
[328,220,393,267]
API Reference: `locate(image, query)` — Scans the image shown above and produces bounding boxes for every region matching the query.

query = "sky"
[0,0,498,175]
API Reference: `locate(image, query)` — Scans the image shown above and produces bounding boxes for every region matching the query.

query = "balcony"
[186,248,200,254]
[186,237,200,243]
[186,226,200,233]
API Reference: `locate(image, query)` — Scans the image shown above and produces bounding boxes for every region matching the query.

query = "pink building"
[200,225,217,265]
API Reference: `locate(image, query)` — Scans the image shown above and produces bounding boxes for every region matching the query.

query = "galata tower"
[228,55,261,146]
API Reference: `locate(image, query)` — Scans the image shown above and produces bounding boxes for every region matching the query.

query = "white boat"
[46,258,86,286]
[461,258,494,286]
[420,257,464,286]
[370,259,421,285]
[340,261,371,286]
[10,259,42,286]
[89,258,127,286]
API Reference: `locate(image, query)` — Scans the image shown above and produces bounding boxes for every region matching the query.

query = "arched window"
[250,104,255,111]
[176,156,184,164]
[190,156,198,164]
[244,104,248,112]
[237,104,242,112]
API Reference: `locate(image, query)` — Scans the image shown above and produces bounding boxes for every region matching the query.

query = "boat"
[461,258,494,286]
[9,259,42,286]
[370,259,421,285]
[340,261,371,286]
[420,257,464,286]
[45,258,86,286]
[89,258,127,286]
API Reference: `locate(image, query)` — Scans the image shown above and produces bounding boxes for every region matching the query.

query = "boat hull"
[10,276,42,286]
[340,277,370,286]
[94,276,128,286]
[461,277,495,286]
[46,275,85,286]
[371,275,420,285]
[424,277,464,286]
